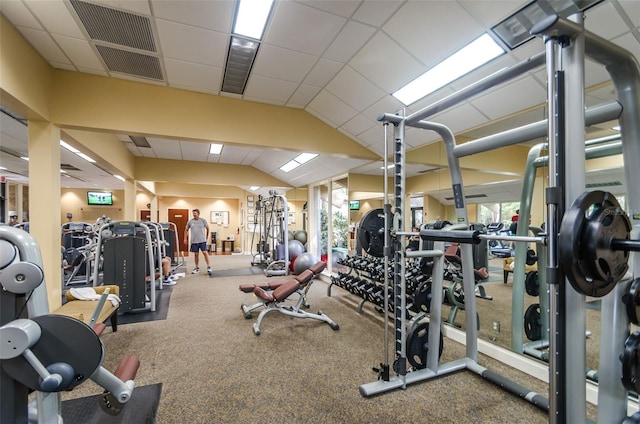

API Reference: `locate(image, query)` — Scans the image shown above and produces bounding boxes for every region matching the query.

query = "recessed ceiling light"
[233,0,274,40]
[210,143,223,154]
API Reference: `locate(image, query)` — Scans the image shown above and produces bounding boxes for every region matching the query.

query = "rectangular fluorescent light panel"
[60,140,80,153]
[76,152,96,163]
[279,152,318,173]
[233,0,274,39]
[393,33,504,105]
[249,186,260,191]
[210,143,223,154]
[113,174,125,182]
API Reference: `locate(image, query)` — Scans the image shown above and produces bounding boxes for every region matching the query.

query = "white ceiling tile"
[340,114,377,138]
[151,0,233,32]
[51,34,104,71]
[323,20,376,63]
[16,27,72,65]
[350,31,424,93]
[404,127,440,148]
[352,0,403,27]
[307,90,358,127]
[470,77,546,120]
[90,0,152,16]
[75,66,109,77]
[244,75,299,105]
[585,1,631,39]
[357,125,385,151]
[218,146,253,165]
[253,44,317,83]
[164,58,222,93]
[619,0,640,25]
[362,95,406,123]
[156,19,227,67]
[0,0,43,29]
[25,0,85,38]
[239,149,263,166]
[458,0,527,27]
[449,53,518,92]
[180,141,209,162]
[264,1,346,56]
[384,1,483,66]
[303,58,343,87]
[510,38,545,62]
[296,0,361,18]
[51,62,77,71]
[430,103,489,135]
[287,84,322,108]
[147,137,181,158]
[325,66,385,111]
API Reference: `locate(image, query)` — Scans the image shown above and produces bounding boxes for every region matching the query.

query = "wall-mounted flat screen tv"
[349,200,360,210]
[87,191,113,206]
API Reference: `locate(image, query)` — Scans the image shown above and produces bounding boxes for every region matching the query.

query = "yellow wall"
[60,189,125,223]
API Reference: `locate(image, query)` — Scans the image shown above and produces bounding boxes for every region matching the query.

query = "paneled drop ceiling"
[1,0,638,203]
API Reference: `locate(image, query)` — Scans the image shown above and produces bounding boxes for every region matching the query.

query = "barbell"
[356,189,637,298]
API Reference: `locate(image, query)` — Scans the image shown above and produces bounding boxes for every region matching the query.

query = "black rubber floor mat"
[117,287,172,325]
[62,383,162,424]
[209,267,265,277]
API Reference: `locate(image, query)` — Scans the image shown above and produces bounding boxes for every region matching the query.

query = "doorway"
[169,208,189,254]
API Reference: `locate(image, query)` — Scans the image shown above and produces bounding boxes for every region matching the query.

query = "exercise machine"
[239,261,326,318]
[93,221,160,313]
[0,225,140,423]
[249,191,290,276]
[250,267,339,336]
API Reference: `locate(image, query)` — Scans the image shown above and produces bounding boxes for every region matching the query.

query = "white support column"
[124,179,136,221]
[28,120,62,311]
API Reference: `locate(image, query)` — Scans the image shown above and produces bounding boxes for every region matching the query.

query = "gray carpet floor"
[61,253,597,423]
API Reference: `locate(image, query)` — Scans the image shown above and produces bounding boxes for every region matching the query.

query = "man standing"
[8,211,18,226]
[184,209,212,275]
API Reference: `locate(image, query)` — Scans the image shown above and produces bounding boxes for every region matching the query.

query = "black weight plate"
[524,303,542,341]
[558,190,630,297]
[525,271,539,297]
[358,208,386,258]
[622,332,640,393]
[412,280,432,313]
[624,279,640,325]
[406,322,444,370]
[446,280,465,309]
[526,249,538,266]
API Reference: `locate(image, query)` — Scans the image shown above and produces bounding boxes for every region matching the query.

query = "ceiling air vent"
[60,164,81,171]
[129,136,151,148]
[95,45,163,81]
[221,36,260,94]
[586,181,622,188]
[70,0,156,52]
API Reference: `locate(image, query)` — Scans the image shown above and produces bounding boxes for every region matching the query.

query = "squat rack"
[359,12,640,424]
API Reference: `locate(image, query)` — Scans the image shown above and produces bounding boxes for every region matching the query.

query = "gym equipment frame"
[358,12,640,424]
[0,226,140,424]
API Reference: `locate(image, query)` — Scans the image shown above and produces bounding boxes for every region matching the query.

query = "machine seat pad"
[309,261,327,275]
[474,267,490,280]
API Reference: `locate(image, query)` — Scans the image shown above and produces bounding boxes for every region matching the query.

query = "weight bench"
[250,272,339,335]
[239,261,326,319]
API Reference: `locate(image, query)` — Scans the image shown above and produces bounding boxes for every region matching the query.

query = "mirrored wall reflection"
[311,177,350,274]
